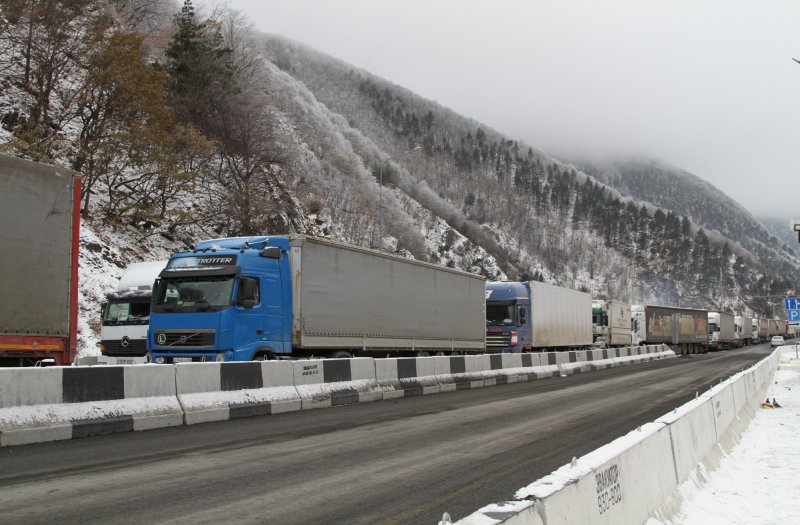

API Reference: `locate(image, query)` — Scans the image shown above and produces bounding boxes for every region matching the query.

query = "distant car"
[770,336,785,347]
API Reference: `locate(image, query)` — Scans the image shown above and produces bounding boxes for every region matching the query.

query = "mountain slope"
[259,33,798,311]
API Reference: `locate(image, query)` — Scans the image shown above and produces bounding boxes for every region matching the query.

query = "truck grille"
[486,331,512,347]
[153,329,215,348]
[101,338,147,355]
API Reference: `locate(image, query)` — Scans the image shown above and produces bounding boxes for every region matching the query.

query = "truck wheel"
[328,351,352,359]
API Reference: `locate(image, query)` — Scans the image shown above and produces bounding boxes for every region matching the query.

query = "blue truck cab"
[148,236,291,363]
[485,281,532,353]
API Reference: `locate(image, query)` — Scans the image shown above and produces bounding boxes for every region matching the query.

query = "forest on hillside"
[1,0,797,319]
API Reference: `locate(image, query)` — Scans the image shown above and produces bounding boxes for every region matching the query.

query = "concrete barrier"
[656,396,717,483]
[293,358,382,410]
[176,361,300,425]
[512,422,677,525]
[0,345,681,447]
[0,365,182,446]
[433,355,490,391]
[452,348,778,525]
[376,357,439,398]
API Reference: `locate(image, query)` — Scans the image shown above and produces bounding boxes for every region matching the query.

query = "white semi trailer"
[708,311,736,350]
[592,300,632,347]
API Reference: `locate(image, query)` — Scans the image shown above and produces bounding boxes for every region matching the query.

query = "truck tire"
[328,351,352,359]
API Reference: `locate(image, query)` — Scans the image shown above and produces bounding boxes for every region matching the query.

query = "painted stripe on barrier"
[72,416,134,439]
[324,359,353,383]
[398,358,417,379]
[63,366,125,403]
[221,361,263,391]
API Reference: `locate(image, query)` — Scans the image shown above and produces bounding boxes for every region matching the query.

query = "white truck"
[708,311,736,350]
[97,260,167,364]
[753,318,768,343]
[734,315,752,347]
[592,300,632,347]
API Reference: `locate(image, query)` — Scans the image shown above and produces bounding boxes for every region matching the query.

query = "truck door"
[232,275,264,358]
[260,275,284,353]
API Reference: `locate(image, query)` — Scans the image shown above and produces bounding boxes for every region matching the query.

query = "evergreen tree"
[164,0,233,127]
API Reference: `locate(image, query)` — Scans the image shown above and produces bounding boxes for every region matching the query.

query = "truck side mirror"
[239,299,257,309]
[519,307,527,326]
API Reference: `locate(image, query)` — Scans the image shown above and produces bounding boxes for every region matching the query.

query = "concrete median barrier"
[293,358,382,410]
[376,357,439,398]
[1,343,682,448]
[176,361,300,425]
[0,365,182,446]
[433,355,490,391]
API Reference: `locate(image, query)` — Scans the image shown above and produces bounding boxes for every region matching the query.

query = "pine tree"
[164,0,233,127]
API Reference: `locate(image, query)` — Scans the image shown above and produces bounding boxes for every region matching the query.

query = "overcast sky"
[221,0,799,219]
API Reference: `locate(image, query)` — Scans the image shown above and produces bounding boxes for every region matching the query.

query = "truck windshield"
[152,275,235,313]
[102,300,151,325]
[486,304,514,326]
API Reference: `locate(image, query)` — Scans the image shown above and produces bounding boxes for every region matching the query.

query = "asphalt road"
[0,346,774,524]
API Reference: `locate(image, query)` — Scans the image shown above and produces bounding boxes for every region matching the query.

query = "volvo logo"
[157,333,167,345]
[121,336,130,348]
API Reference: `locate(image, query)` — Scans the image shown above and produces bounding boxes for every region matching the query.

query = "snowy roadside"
[649,345,800,525]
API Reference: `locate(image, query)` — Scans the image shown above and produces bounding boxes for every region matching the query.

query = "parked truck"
[754,318,769,343]
[632,305,708,354]
[148,235,486,362]
[0,155,81,366]
[708,311,736,350]
[97,260,167,364]
[768,319,783,338]
[591,300,633,347]
[734,315,752,347]
[485,281,592,352]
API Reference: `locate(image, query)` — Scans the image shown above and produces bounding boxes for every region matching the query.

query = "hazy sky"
[221,0,799,219]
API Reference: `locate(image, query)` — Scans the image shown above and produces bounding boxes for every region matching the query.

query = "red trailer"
[0,155,80,366]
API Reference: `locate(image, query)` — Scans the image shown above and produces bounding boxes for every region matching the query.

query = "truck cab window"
[486,304,514,326]
[237,276,260,307]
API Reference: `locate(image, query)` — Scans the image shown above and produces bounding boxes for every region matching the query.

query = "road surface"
[0,346,772,524]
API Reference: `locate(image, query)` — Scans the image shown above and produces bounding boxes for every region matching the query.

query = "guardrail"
[0,345,673,447]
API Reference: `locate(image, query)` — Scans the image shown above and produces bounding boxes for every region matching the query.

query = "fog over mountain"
[224,0,800,219]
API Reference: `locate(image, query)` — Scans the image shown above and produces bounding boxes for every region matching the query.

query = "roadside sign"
[789,310,800,322]
[785,298,800,311]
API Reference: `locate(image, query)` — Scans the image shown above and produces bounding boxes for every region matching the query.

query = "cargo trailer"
[632,304,708,354]
[0,155,80,366]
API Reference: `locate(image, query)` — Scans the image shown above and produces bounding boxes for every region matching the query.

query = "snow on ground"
[650,345,800,525]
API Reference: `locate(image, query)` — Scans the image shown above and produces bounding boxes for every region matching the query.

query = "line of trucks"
[0,154,795,366]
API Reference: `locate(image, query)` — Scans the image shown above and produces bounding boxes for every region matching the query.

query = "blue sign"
[789,310,800,322]
[786,298,800,311]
